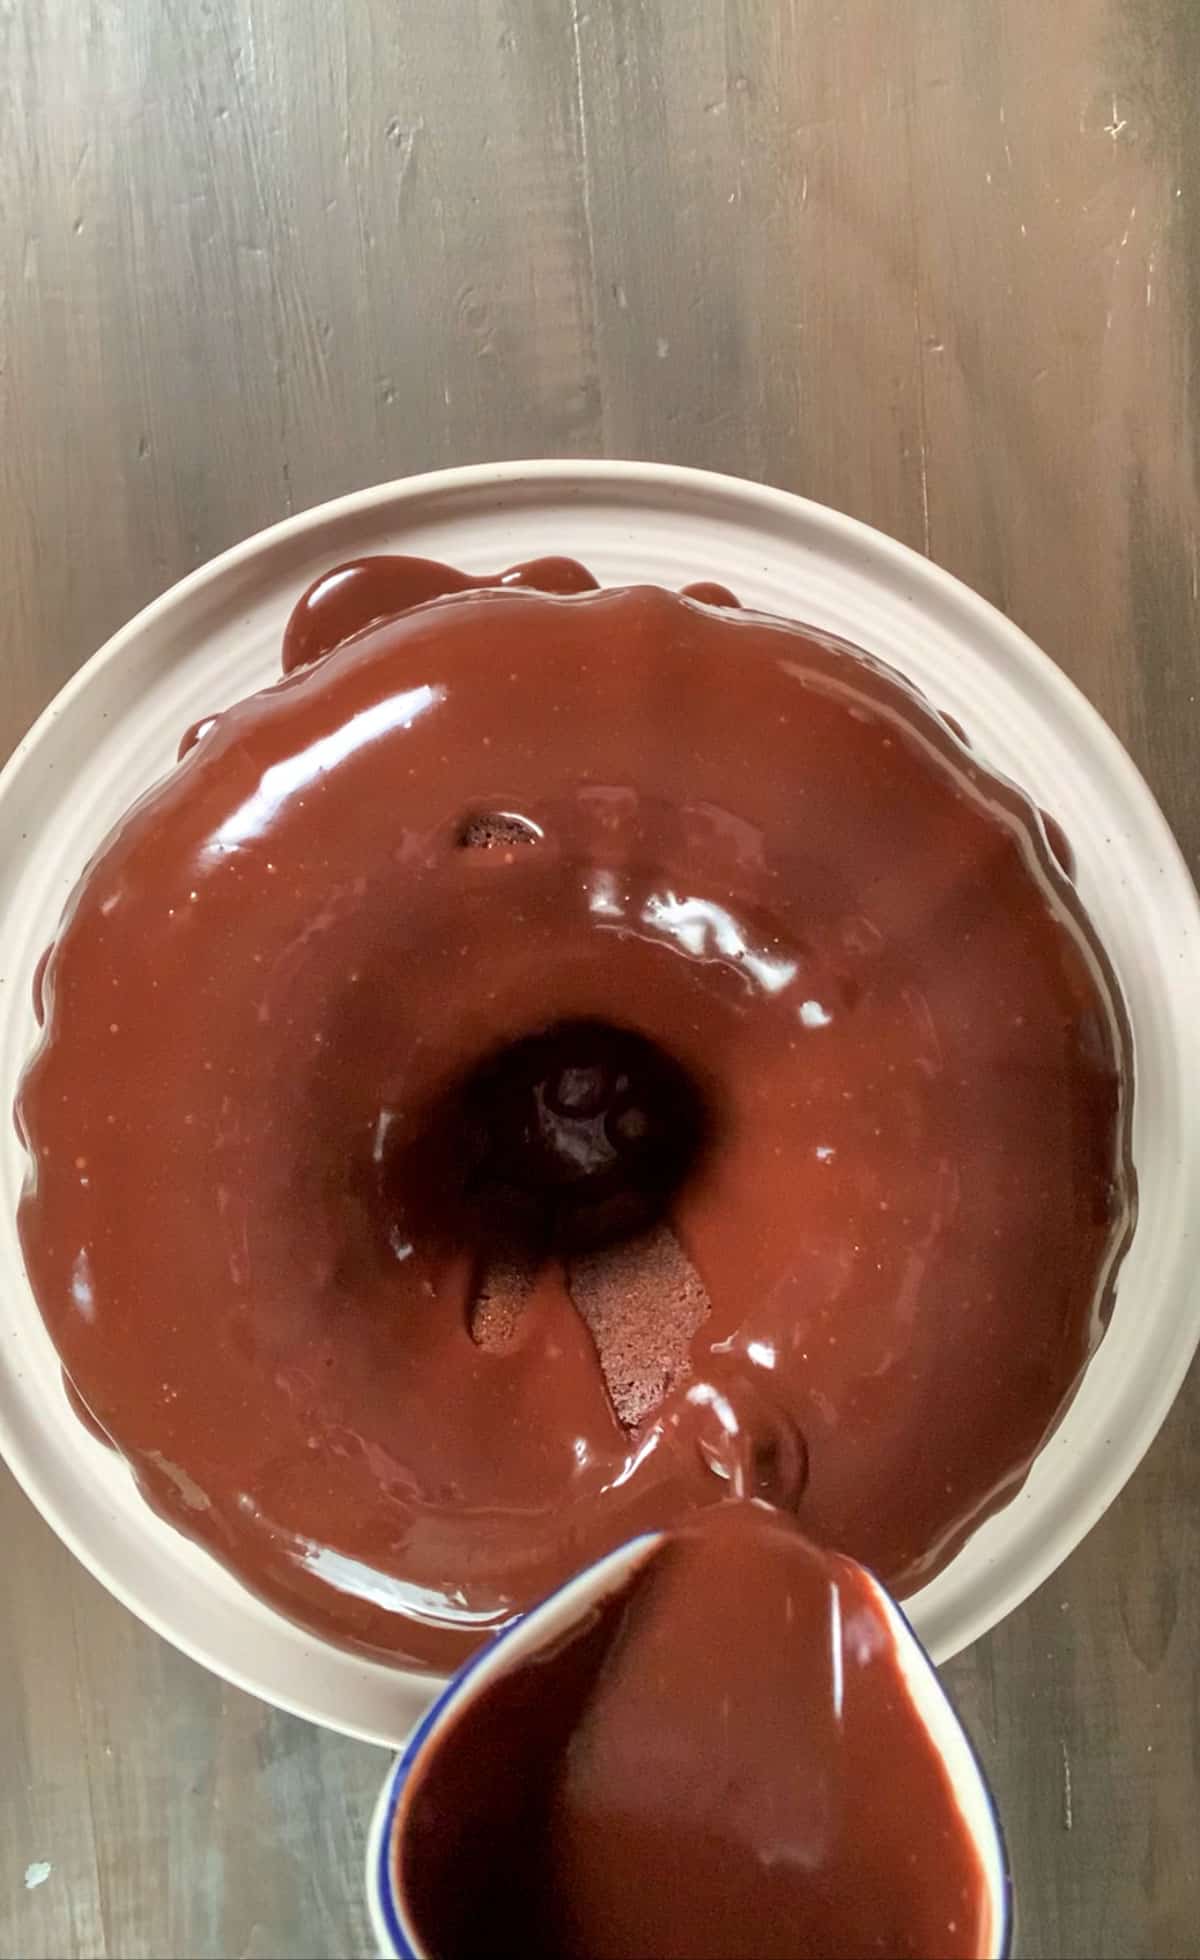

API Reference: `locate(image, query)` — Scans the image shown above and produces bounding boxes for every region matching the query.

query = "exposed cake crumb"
[469,1225,711,1430]
[568,1224,711,1429]
[458,812,542,851]
[469,1258,537,1349]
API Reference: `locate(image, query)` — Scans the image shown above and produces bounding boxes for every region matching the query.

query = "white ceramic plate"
[1,461,1197,1745]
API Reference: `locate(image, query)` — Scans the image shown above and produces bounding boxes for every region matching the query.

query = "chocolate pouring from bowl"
[367,1503,1012,1960]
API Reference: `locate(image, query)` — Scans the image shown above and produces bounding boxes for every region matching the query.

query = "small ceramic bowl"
[365,1530,1013,1960]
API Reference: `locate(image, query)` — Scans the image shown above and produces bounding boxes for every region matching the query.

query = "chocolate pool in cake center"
[15,556,1135,1668]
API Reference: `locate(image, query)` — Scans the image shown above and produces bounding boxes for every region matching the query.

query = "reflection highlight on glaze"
[799,997,834,1029]
[212,684,445,853]
[69,1248,95,1322]
[640,891,799,994]
[298,1544,508,1628]
[586,869,624,918]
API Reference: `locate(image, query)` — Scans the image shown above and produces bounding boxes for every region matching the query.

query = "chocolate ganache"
[16,554,1134,1667]
[394,1502,1002,1960]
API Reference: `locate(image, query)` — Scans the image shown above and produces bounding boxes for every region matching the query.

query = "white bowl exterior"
[1,461,1197,1743]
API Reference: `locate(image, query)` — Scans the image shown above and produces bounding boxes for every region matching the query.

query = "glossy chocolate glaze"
[396,1502,998,1960]
[281,553,600,674]
[17,554,1134,1668]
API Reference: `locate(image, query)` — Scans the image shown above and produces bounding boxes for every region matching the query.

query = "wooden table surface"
[2,3,1198,1956]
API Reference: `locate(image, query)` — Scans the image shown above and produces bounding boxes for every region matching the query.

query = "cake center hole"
[460,1019,711,1258]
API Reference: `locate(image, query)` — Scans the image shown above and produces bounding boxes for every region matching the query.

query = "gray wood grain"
[2,2,1198,1954]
